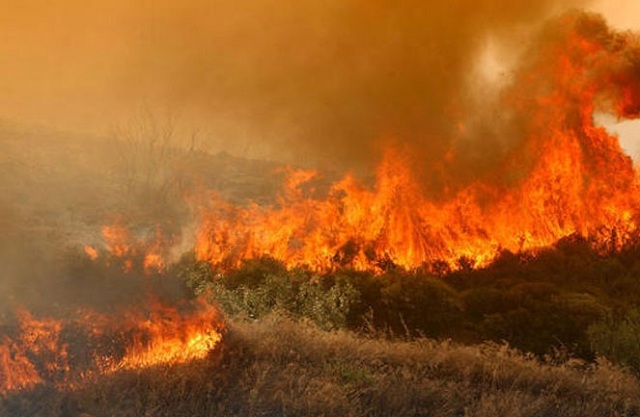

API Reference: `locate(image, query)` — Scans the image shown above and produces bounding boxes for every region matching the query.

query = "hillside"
[3,318,639,417]
[1,122,640,417]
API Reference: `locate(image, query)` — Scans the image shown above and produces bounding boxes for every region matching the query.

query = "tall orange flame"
[195,13,640,273]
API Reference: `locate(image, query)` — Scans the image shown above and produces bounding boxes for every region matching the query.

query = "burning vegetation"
[2,5,640,417]
[85,225,172,275]
[195,13,640,274]
[0,298,224,395]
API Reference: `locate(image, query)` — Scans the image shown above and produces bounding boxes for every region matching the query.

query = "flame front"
[0,300,224,395]
[112,300,223,371]
[195,13,640,272]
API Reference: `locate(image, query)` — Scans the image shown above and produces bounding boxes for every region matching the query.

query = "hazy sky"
[0,0,638,160]
[590,0,640,158]
[591,0,640,30]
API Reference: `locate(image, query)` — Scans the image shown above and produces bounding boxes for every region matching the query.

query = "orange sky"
[0,1,133,131]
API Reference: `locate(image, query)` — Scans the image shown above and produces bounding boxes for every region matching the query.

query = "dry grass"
[2,317,639,417]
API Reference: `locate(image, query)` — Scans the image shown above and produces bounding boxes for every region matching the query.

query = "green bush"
[170,241,640,370]
[220,256,288,289]
[588,308,640,374]
[178,256,362,330]
[297,277,360,330]
[174,252,213,296]
[378,273,463,337]
[209,272,300,319]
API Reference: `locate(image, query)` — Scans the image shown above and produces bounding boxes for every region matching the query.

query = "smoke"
[1,0,590,168]
[9,0,640,309]
[119,0,591,169]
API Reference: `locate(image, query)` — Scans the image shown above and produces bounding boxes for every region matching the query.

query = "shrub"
[588,308,640,374]
[209,272,300,319]
[185,259,362,330]
[297,277,360,330]
[379,273,463,338]
[174,252,213,296]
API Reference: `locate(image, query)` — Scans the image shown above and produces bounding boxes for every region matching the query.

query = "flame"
[85,225,172,274]
[143,252,165,275]
[0,311,70,392]
[102,225,132,258]
[0,300,224,395]
[195,13,640,273]
[0,342,42,392]
[83,245,99,260]
[112,299,223,371]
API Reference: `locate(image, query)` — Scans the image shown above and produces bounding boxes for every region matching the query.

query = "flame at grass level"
[113,300,223,371]
[0,300,224,394]
[195,14,640,272]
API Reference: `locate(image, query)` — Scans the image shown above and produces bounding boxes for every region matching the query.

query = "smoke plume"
[1,0,590,171]
[8,0,640,307]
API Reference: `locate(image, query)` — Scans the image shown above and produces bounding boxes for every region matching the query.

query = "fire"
[102,225,132,258]
[86,224,172,274]
[112,299,223,371]
[0,311,69,393]
[84,245,99,260]
[0,299,224,395]
[195,13,640,273]
[0,342,42,393]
